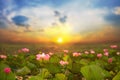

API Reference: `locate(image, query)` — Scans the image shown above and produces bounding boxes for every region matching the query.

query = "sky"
[0,0,120,44]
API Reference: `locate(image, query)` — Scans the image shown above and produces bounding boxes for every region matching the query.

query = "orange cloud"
[0,29,48,43]
[0,25,120,44]
[78,26,120,43]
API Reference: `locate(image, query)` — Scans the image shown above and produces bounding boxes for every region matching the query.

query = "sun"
[57,37,63,43]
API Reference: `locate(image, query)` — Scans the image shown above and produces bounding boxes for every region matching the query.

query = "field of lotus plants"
[0,44,120,80]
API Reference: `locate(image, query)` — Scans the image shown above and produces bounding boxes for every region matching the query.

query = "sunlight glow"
[57,37,63,43]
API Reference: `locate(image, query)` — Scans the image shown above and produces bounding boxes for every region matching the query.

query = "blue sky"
[0,0,120,43]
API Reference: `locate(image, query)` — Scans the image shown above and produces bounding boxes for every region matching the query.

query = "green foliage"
[90,60,108,68]
[63,55,69,61]
[0,63,15,80]
[6,54,27,69]
[26,62,40,75]
[45,63,61,74]
[79,59,89,66]
[29,68,51,80]
[71,62,81,73]
[49,55,60,63]
[80,65,110,80]
[16,66,31,76]
[112,71,120,80]
[39,68,51,79]
[27,62,37,70]
[66,57,72,70]
[67,73,74,80]
[29,76,41,80]
[53,73,67,80]
[0,43,120,79]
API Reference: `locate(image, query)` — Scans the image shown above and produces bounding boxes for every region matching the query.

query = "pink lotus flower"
[59,60,69,66]
[36,53,50,61]
[63,50,69,53]
[40,53,46,58]
[84,51,89,54]
[0,55,7,59]
[4,67,11,74]
[110,45,118,49]
[36,53,45,60]
[73,52,81,57]
[103,49,108,52]
[104,52,109,57]
[36,54,42,60]
[44,54,50,60]
[21,48,29,52]
[108,58,113,63]
[97,53,102,58]
[90,50,95,54]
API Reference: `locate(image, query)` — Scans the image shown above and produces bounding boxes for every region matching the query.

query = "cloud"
[66,9,108,33]
[38,29,44,32]
[105,13,120,27]
[6,0,109,33]
[0,29,20,43]
[0,0,120,43]
[78,26,120,43]
[59,15,67,23]
[0,28,43,43]
[54,10,67,23]
[12,15,29,27]
[9,0,109,35]
[0,15,13,29]
[54,10,61,16]
[0,19,8,28]
[113,7,120,15]
[17,6,55,27]
[51,0,109,33]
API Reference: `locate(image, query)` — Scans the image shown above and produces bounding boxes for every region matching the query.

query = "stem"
[5,74,7,80]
